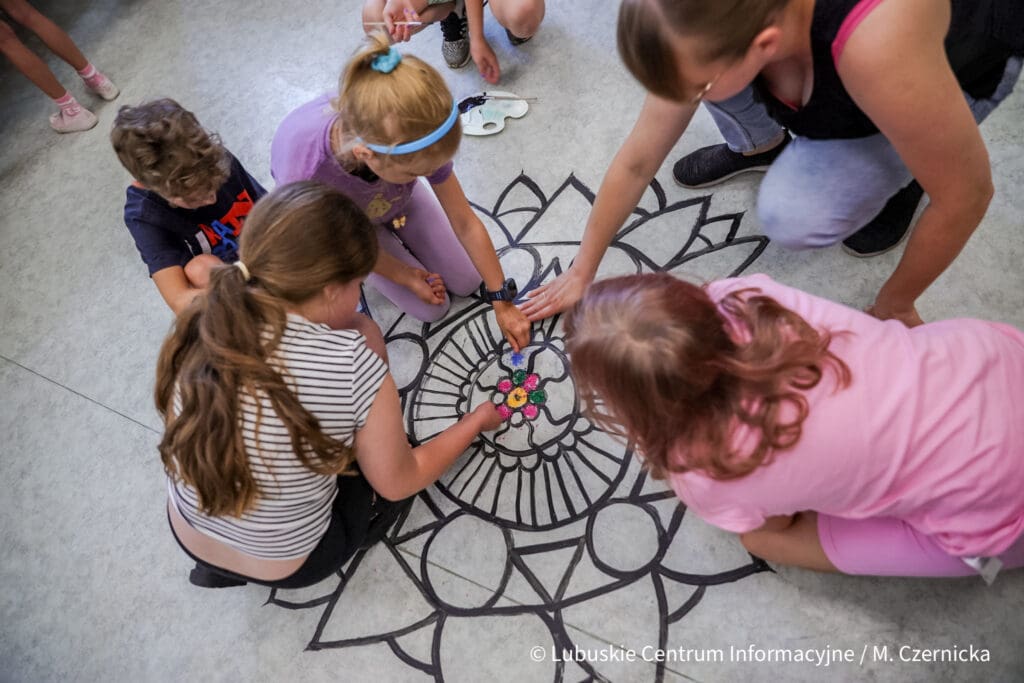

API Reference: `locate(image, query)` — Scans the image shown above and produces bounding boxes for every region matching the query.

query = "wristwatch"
[481,278,518,303]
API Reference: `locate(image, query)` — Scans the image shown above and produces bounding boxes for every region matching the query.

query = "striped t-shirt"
[168,314,388,560]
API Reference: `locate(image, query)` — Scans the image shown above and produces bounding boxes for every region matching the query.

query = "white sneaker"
[83,73,120,101]
[50,107,98,133]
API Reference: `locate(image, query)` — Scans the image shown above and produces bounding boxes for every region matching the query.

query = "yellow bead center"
[506,387,529,409]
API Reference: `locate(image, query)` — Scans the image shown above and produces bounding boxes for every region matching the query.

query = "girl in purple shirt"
[565,272,1024,579]
[272,33,530,351]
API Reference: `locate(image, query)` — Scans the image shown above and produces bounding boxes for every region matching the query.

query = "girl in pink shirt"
[565,273,1024,577]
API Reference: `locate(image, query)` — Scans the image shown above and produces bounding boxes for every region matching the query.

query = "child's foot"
[83,71,120,101]
[505,27,532,46]
[440,10,470,68]
[49,106,98,133]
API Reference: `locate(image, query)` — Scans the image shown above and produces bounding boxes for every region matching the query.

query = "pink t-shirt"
[670,274,1024,557]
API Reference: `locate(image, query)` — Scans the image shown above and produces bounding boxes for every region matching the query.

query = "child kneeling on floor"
[565,272,1024,579]
[112,99,266,314]
[158,181,502,589]
[271,33,530,351]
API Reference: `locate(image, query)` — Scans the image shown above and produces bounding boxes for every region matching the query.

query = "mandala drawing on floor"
[267,172,772,682]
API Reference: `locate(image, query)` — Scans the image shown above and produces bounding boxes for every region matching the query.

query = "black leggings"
[169,474,377,589]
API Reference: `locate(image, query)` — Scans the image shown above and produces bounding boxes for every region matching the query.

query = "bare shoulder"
[837,0,950,73]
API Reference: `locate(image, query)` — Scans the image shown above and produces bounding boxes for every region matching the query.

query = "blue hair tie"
[370,47,402,74]
[361,101,460,155]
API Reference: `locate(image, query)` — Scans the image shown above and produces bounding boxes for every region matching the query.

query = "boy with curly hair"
[111,99,266,313]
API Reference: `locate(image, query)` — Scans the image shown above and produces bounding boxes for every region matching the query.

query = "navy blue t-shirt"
[122,154,266,276]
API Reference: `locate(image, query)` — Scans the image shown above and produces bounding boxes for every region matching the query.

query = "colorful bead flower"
[494,369,546,422]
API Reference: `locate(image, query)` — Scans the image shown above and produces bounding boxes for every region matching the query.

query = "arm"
[152,266,200,314]
[519,94,697,321]
[465,0,499,84]
[839,0,993,327]
[354,374,503,500]
[432,171,531,351]
[753,514,795,533]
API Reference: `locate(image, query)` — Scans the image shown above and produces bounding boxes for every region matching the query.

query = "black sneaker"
[189,564,247,589]
[841,181,924,257]
[673,133,791,188]
[440,11,470,69]
[505,27,531,46]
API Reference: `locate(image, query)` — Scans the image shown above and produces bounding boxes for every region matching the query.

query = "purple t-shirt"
[670,274,1024,558]
[270,94,453,226]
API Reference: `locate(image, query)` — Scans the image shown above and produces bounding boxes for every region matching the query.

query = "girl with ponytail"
[157,181,502,589]
[272,32,531,352]
[565,272,1024,579]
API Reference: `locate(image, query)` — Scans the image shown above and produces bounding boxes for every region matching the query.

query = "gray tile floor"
[2,1,1022,682]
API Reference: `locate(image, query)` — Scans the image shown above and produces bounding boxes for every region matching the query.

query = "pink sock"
[76,63,97,79]
[53,91,82,116]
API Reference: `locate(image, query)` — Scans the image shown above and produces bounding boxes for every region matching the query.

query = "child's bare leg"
[0,0,88,70]
[739,512,839,573]
[183,254,223,290]
[362,0,455,38]
[0,19,66,97]
[488,0,544,39]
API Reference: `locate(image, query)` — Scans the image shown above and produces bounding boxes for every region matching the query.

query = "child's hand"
[493,301,531,352]
[470,401,505,432]
[470,38,500,84]
[407,268,446,305]
[382,0,421,42]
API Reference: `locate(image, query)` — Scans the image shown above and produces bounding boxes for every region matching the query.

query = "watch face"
[505,279,518,297]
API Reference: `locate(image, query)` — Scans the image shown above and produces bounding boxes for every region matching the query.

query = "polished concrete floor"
[2,1,1023,681]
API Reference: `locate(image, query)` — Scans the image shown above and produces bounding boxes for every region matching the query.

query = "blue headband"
[362,102,460,155]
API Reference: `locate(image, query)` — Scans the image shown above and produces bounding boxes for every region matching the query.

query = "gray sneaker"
[440,11,470,69]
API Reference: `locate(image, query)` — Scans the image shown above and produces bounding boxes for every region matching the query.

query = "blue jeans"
[703,57,1022,249]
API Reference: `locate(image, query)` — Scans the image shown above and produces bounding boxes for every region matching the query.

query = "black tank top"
[755,0,1023,140]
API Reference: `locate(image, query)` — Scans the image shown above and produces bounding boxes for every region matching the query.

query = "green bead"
[512,369,527,385]
[528,389,547,404]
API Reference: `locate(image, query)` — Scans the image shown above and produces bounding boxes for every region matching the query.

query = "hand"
[470,401,505,432]
[518,268,590,322]
[493,301,531,352]
[381,0,421,42]
[470,38,500,84]
[866,301,924,328]
[407,268,446,305]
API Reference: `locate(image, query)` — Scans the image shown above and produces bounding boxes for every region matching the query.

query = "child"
[111,99,266,314]
[159,181,503,589]
[564,272,1024,578]
[271,33,531,351]
[522,0,1023,328]
[362,0,545,83]
[0,0,118,132]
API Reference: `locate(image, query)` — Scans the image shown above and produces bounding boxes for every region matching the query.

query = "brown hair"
[617,0,790,101]
[155,182,378,517]
[111,98,231,198]
[564,273,850,480]
[332,31,461,168]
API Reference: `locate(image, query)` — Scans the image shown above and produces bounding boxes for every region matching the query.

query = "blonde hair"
[155,182,378,517]
[333,32,460,168]
[111,98,231,198]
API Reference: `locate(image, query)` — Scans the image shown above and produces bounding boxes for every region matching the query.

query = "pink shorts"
[817,514,1024,577]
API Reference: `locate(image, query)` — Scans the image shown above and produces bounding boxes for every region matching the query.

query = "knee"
[184,254,222,288]
[411,295,452,324]
[757,195,833,251]
[739,531,772,559]
[361,0,386,30]
[445,274,483,299]
[351,313,388,363]
[493,0,544,38]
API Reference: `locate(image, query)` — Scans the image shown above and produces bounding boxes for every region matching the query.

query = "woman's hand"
[406,268,446,305]
[493,301,531,352]
[866,300,924,328]
[381,0,421,41]
[469,401,504,432]
[519,267,590,322]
